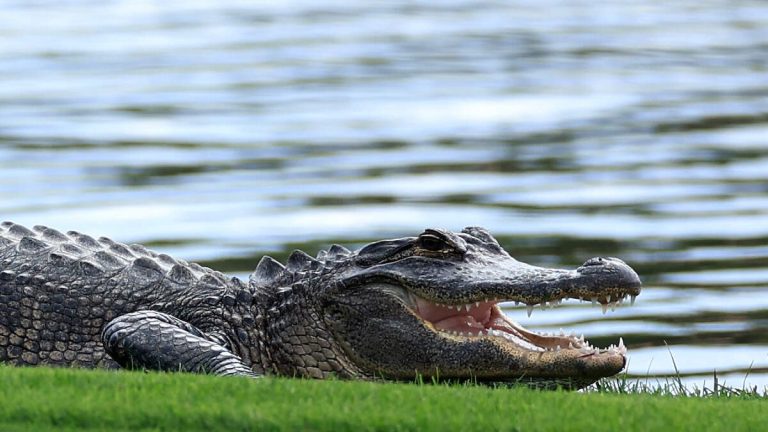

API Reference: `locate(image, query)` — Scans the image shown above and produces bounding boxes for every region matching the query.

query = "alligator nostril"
[583,257,605,267]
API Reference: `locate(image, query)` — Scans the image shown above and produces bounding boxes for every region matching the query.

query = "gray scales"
[0,222,641,389]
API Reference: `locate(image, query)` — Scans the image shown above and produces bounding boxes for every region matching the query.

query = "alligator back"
[0,222,237,368]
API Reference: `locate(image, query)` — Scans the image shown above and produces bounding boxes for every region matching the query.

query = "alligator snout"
[576,256,642,297]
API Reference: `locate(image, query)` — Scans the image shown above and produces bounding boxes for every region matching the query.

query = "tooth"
[556,346,561,352]
[618,337,625,349]
[526,305,534,317]
[559,328,565,336]
[475,302,480,308]
[610,302,617,312]
[630,295,637,306]
[591,297,597,306]
[568,342,574,349]
[601,303,608,314]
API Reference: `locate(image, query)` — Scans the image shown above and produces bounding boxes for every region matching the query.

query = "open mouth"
[410,294,628,356]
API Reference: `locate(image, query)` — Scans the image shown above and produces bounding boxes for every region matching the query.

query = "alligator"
[0,221,641,389]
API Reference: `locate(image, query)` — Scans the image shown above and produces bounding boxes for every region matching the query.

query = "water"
[1,0,767,389]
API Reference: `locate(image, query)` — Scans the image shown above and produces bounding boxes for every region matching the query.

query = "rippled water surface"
[2,0,768,389]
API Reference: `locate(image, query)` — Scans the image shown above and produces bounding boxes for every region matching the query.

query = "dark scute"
[236,289,252,304]
[286,250,317,272]
[72,233,101,249]
[128,257,164,281]
[168,264,195,284]
[60,243,85,257]
[157,253,178,267]
[41,227,70,243]
[327,244,351,258]
[8,223,35,239]
[355,237,412,266]
[49,252,75,266]
[129,244,153,257]
[98,236,117,247]
[109,243,135,259]
[250,256,287,287]
[18,237,49,254]
[461,226,500,246]
[201,273,226,289]
[92,251,125,269]
[78,260,104,276]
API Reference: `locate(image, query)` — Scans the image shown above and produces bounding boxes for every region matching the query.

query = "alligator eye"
[418,234,447,252]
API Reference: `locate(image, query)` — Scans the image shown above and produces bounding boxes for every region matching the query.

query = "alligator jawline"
[410,294,627,356]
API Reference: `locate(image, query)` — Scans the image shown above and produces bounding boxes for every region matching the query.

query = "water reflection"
[1,0,768,389]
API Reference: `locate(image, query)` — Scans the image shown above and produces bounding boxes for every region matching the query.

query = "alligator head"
[251,227,641,389]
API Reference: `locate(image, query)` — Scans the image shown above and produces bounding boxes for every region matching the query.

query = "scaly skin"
[0,222,641,389]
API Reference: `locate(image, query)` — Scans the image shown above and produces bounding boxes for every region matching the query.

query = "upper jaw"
[348,255,641,308]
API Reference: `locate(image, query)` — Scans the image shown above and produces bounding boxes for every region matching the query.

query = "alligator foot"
[102,311,259,377]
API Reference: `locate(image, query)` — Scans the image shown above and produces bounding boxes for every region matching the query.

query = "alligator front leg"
[101,311,259,378]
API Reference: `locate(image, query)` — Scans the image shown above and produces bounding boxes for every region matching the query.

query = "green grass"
[0,367,766,431]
